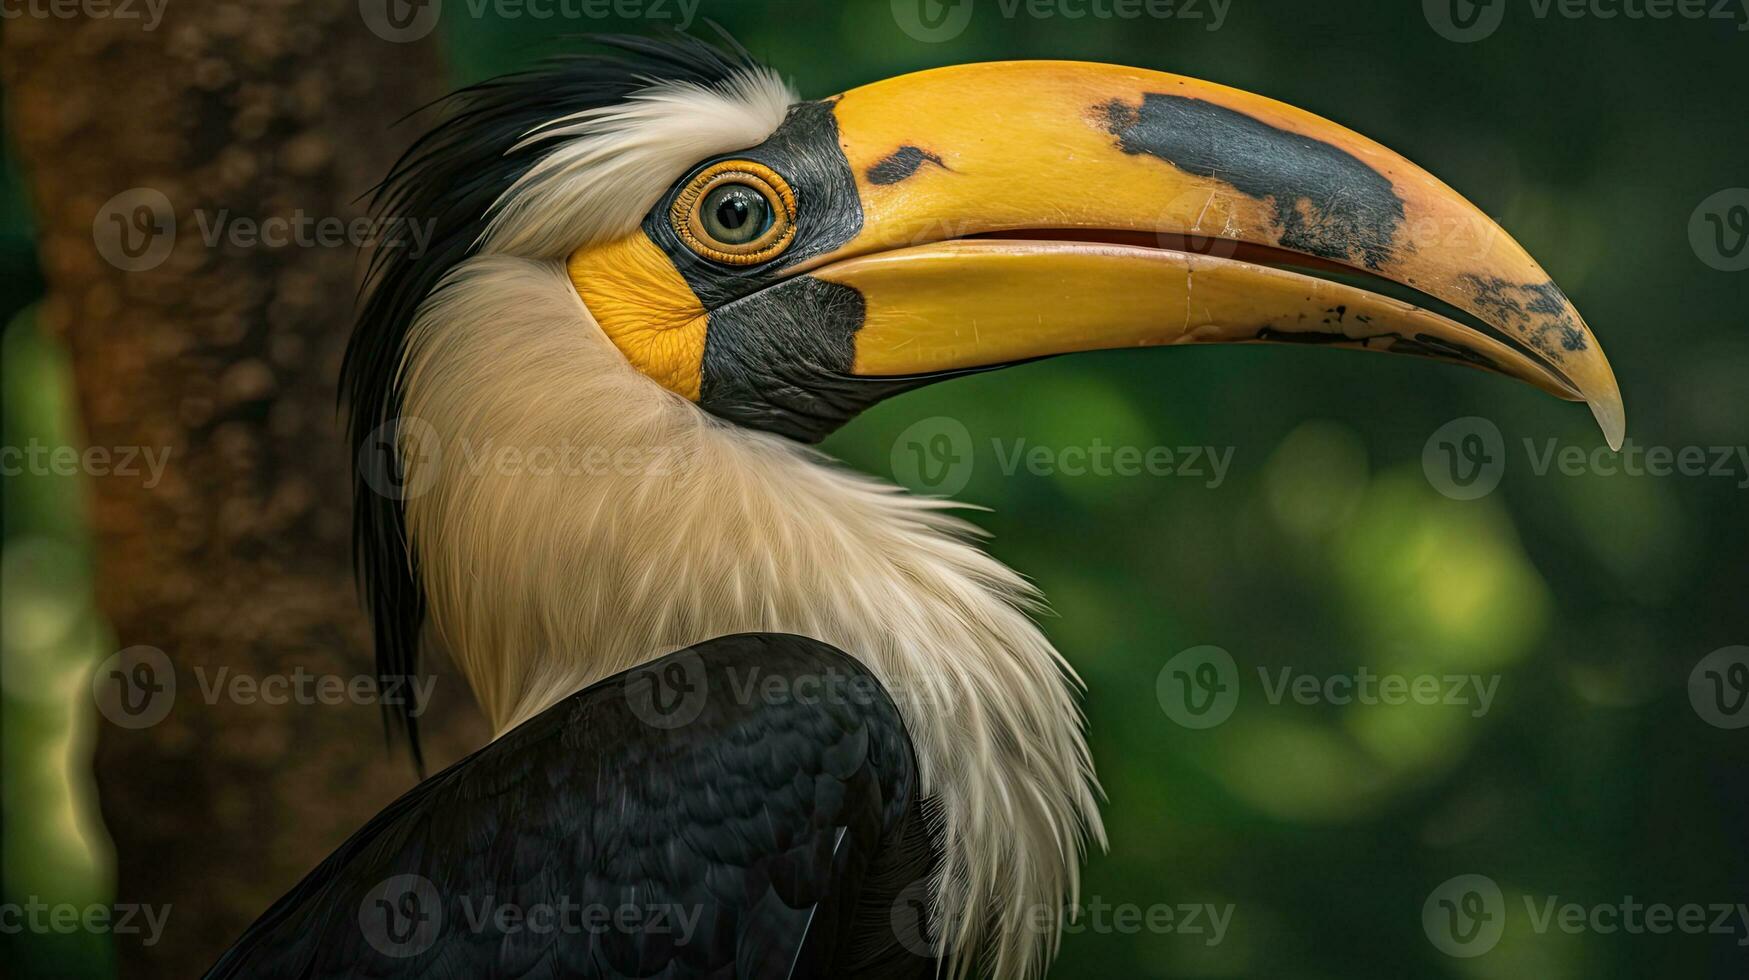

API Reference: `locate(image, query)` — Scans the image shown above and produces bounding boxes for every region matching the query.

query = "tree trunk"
[2,6,487,977]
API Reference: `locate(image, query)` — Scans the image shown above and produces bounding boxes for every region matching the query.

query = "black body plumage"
[205,634,943,979]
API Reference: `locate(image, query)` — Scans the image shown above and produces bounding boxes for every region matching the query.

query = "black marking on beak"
[1459,274,1589,357]
[1097,94,1406,271]
[1252,326,1502,373]
[867,146,948,185]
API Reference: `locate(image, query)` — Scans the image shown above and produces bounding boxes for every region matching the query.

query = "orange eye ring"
[669,160,796,266]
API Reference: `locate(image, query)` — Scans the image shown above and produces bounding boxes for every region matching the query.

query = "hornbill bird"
[207,35,1623,980]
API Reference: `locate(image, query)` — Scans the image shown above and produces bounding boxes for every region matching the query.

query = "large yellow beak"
[802,61,1624,448]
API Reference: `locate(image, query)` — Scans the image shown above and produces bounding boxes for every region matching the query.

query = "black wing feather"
[205,634,941,979]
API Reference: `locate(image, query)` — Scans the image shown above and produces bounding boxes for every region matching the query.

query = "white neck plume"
[398,253,1105,979]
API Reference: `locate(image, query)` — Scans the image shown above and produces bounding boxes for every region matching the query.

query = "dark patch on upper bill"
[1097,94,1406,271]
[866,145,947,185]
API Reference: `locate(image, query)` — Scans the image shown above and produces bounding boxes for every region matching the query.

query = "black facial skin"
[642,98,863,308]
[641,99,962,443]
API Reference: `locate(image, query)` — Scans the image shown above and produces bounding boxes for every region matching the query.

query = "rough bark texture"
[2,6,488,977]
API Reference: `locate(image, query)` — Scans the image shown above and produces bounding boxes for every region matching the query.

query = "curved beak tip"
[1590,393,1627,452]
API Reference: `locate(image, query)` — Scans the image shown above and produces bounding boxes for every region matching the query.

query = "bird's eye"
[670,160,796,266]
[701,185,770,244]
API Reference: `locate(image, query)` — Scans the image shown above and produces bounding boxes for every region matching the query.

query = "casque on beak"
[797,61,1623,448]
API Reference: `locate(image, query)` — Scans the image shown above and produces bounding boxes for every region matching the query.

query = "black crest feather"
[341,33,768,772]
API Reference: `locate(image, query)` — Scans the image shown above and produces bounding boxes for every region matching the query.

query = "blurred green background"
[4,1,1746,977]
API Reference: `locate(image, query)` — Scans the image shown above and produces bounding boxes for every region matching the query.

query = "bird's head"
[569,60,1623,447]
[347,33,1624,757]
